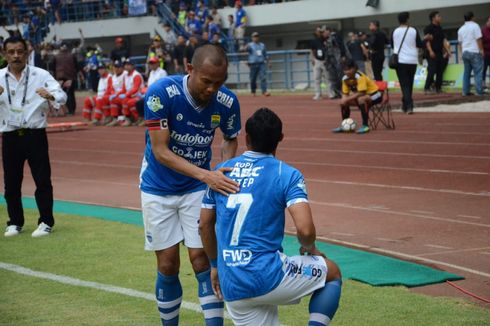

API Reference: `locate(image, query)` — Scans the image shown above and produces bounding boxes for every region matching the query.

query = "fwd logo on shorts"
[223,249,252,267]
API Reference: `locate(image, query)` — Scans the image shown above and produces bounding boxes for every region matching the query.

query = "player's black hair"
[370,20,380,28]
[429,11,439,22]
[398,12,410,24]
[464,11,474,22]
[191,43,228,69]
[3,36,27,51]
[245,108,283,154]
[342,58,358,71]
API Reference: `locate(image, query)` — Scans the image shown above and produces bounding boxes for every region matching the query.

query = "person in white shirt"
[0,37,67,238]
[457,11,485,96]
[391,12,428,114]
[135,56,168,126]
[147,56,168,86]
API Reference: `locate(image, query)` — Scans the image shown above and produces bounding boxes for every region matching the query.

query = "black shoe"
[407,107,414,115]
[462,92,474,97]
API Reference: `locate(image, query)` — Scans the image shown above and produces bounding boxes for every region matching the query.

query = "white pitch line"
[417,246,490,257]
[289,137,490,147]
[282,147,490,160]
[51,160,139,170]
[306,178,490,197]
[375,238,400,243]
[410,210,435,215]
[458,214,483,220]
[289,161,489,176]
[424,244,454,250]
[50,136,143,145]
[330,232,355,237]
[315,236,490,278]
[49,159,490,176]
[50,147,141,156]
[0,262,209,317]
[309,200,490,228]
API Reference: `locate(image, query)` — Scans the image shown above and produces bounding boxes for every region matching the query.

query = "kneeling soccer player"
[200,108,342,326]
[333,58,382,134]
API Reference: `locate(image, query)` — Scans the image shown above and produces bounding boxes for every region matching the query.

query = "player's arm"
[149,129,239,196]
[199,207,223,299]
[221,135,238,161]
[288,202,325,257]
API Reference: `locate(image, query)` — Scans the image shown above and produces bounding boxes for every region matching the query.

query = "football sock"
[196,269,224,326]
[358,104,369,126]
[156,272,182,326]
[341,106,350,120]
[308,278,342,325]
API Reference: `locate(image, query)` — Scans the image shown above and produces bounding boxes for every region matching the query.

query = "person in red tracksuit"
[108,58,144,127]
[82,63,114,125]
[107,60,127,125]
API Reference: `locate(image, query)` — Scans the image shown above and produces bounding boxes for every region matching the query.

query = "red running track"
[2,93,489,306]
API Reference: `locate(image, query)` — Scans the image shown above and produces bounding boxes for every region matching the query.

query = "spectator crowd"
[1,2,489,127]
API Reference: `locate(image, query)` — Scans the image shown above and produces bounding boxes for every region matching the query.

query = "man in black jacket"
[424,11,451,94]
[368,20,389,81]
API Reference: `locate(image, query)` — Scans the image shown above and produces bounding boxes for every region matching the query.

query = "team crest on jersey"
[211,114,221,128]
[176,113,183,121]
[147,95,164,112]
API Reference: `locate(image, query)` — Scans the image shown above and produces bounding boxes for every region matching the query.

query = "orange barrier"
[47,122,88,132]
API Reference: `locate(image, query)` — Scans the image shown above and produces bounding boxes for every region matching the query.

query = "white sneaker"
[4,225,22,237]
[312,94,321,100]
[31,222,52,238]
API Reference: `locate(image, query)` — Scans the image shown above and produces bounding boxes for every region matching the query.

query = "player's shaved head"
[246,108,283,154]
[191,44,228,70]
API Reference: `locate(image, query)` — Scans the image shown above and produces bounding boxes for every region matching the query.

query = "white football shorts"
[141,190,205,251]
[226,253,328,326]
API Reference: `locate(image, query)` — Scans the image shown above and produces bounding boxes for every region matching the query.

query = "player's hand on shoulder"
[300,243,326,258]
[203,168,240,196]
[210,267,223,300]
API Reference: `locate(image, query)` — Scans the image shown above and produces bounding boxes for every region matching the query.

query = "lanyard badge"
[5,67,29,128]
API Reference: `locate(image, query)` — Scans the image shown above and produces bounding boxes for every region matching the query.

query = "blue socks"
[156,272,183,326]
[196,269,224,326]
[308,278,342,325]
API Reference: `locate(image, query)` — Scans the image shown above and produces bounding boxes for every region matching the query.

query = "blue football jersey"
[140,75,241,196]
[202,151,308,301]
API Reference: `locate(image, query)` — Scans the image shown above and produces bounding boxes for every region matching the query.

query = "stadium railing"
[226,49,312,91]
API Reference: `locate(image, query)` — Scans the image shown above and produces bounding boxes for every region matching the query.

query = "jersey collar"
[244,151,274,158]
[183,74,206,113]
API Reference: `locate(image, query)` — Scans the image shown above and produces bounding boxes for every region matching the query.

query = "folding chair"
[369,81,395,130]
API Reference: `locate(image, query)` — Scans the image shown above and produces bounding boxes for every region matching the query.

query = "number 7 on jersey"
[227,193,253,246]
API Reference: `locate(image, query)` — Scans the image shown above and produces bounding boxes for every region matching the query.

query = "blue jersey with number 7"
[202,151,308,301]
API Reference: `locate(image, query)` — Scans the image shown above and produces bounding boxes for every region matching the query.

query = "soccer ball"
[341,118,357,132]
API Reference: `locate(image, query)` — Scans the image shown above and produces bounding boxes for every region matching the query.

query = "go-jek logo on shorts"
[287,262,323,279]
[170,131,214,146]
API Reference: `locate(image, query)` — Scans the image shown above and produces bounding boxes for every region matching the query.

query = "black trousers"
[2,128,54,227]
[136,98,145,118]
[483,56,490,85]
[62,79,77,115]
[396,63,417,111]
[371,54,385,81]
[424,55,444,91]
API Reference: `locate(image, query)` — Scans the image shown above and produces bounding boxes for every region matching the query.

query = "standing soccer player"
[200,108,342,326]
[140,44,241,325]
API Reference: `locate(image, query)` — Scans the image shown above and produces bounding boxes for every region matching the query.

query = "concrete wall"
[219,0,490,28]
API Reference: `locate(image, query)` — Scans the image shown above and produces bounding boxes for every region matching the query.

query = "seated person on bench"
[332,59,382,134]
